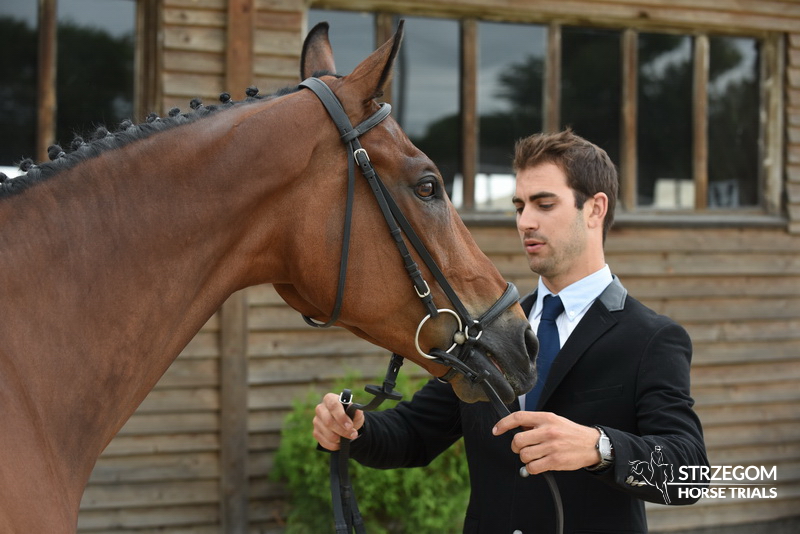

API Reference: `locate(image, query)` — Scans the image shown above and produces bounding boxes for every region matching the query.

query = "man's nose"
[517,206,538,231]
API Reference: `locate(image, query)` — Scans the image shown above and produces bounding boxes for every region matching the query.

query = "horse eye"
[415,181,436,199]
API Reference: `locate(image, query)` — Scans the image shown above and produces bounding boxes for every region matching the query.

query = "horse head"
[273,22,537,404]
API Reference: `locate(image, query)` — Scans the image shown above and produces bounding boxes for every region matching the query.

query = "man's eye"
[416,181,436,199]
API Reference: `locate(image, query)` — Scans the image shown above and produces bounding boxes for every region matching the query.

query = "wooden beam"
[460,18,477,211]
[692,34,709,210]
[135,0,163,119]
[543,22,561,133]
[219,290,249,534]
[225,0,255,99]
[761,34,785,216]
[620,29,638,210]
[37,0,57,162]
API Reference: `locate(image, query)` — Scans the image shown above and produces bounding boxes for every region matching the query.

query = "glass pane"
[476,21,545,211]
[57,0,135,143]
[392,16,460,194]
[636,33,693,208]
[0,1,38,169]
[707,36,760,208]
[308,9,375,76]
[560,27,621,166]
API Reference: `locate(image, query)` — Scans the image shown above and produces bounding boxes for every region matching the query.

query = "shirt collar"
[535,265,613,322]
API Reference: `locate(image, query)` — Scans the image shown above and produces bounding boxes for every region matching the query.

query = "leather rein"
[298,77,563,534]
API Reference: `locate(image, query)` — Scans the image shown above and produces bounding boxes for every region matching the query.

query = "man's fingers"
[312,393,364,451]
[492,411,538,436]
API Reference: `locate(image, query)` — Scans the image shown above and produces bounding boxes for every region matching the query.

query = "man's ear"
[586,192,608,230]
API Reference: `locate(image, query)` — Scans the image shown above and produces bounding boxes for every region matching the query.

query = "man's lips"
[523,238,545,253]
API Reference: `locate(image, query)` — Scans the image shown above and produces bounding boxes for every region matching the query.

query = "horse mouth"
[448,325,537,405]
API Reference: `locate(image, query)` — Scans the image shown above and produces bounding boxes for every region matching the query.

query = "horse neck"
[0,98,306,499]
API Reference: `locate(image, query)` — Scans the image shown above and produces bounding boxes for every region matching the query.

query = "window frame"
[459,21,785,222]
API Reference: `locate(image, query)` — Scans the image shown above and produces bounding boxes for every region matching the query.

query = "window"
[310,7,782,217]
[475,22,546,210]
[636,33,694,208]
[0,0,136,170]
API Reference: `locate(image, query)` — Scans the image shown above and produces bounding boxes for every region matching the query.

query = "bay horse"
[0,22,536,532]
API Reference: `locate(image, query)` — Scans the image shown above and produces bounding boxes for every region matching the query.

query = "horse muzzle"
[432,315,538,404]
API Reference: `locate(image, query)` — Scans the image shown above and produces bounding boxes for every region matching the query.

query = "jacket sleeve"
[591,320,710,505]
[348,378,463,469]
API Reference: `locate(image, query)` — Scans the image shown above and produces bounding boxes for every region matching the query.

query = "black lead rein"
[297,77,563,534]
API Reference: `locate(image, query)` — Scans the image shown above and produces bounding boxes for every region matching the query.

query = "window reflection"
[708,36,759,208]
[472,21,545,211]
[302,11,766,214]
[0,1,135,168]
[392,16,460,193]
[561,27,621,166]
[0,3,38,167]
[57,0,135,141]
[637,33,693,209]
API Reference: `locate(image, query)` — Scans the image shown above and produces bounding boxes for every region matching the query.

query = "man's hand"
[492,411,601,475]
[312,392,365,451]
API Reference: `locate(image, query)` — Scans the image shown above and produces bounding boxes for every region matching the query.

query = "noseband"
[299,77,519,376]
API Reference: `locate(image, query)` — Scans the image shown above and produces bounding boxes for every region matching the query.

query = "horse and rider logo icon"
[627,445,674,504]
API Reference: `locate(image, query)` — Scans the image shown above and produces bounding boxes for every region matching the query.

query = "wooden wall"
[74,0,800,532]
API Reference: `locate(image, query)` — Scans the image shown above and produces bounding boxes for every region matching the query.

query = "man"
[314,130,709,533]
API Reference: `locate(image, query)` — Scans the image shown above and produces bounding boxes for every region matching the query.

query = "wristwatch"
[587,426,614,471]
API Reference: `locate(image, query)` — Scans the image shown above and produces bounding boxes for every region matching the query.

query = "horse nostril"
[525,326,539,363]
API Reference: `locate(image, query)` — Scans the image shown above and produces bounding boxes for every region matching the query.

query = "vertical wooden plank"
[226,0,255,99]
[761,33,785,216]
[135,0,163,119]
[37,0,57,162]
[543,22,561,133]
[219,290,249,534]
[461,18,477,211]
[693,34,709,210]
[620,28,638,210]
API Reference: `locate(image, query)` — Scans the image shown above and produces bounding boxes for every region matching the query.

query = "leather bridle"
[299,76,520,365]
[298,77,562,534]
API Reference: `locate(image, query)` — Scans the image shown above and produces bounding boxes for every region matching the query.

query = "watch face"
[599,436,612,458]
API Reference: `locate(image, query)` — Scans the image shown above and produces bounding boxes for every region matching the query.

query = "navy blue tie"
[525,294,564,410]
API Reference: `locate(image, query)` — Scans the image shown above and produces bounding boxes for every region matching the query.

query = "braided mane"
[0,85,299,199]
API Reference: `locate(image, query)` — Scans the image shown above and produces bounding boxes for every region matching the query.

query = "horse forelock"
[0,85,301,199]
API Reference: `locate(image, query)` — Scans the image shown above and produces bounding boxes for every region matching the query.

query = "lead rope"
[431,349,564,534]
[331,351,564,534]
[331,354,405,534]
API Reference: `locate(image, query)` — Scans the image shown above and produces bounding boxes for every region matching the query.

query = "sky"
[1,0,135,37]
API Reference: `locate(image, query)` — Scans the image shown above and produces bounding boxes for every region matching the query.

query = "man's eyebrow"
[512,192,559,204]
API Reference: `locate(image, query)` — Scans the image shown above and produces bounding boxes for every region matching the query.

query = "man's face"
[512,162,589,282]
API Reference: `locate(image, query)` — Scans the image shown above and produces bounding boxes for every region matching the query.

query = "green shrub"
[272,373,470,534]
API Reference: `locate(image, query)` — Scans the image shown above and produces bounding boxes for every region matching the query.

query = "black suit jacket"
[350,277,709,533]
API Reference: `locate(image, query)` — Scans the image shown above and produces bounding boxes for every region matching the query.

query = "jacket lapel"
[521,277,628,409]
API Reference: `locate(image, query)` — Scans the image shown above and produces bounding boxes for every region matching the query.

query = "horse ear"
[301,22,337,79]
[345,20,404,100]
